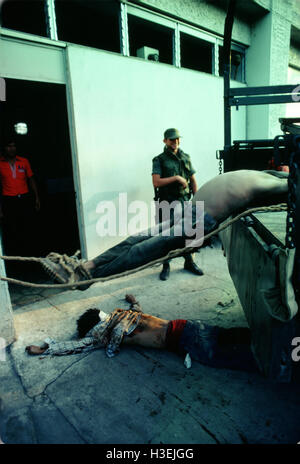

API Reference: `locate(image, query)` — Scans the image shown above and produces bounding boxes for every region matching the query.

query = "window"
[1,0,47,37]
[180,32,213,74]
[0,0,246,81]
[128,14,174,65]
[218,46,245,82]
[126,4,246,79]
[54,0,120,53]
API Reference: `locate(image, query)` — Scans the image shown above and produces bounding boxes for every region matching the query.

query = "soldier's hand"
[176,176,188,188]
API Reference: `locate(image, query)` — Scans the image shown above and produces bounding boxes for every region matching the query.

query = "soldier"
[152,128,204,280]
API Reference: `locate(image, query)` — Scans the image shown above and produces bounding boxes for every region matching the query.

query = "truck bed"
[219,210,300,382]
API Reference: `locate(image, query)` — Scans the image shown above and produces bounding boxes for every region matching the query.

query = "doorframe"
[0,29,87,259]
[63,46,88,258]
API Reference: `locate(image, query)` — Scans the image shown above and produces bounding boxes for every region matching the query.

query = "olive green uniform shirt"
[152,147,196,202]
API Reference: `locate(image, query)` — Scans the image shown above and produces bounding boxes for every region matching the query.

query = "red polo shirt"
[0,156,33,196]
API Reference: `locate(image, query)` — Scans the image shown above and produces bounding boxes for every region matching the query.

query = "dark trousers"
[1,193,35,257]
[92,228,186,278]
[91,212,217,279]
[179,321,258,372]
[156,199,193,267]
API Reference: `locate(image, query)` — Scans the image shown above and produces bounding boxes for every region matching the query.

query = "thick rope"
[0,203,287,289]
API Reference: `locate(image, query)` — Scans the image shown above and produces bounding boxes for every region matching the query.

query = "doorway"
[0,78,81,280]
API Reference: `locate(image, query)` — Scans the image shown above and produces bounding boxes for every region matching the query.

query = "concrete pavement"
[0,245,299,444]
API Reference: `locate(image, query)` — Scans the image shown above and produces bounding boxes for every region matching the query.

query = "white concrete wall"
[66,45,246,258]
[245,12,272,139]
[246,7,291,139]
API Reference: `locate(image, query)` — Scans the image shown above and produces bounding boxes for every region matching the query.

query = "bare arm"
[28,176,40,211]
[152,174,187,189]
[190,174,198,195]
[26,336,97,356]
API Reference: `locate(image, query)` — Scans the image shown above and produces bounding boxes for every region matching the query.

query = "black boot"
[160,262,170,281]
[184,257,204,276]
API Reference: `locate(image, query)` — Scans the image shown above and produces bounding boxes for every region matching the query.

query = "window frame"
[125,1,246,80]
[0,0,246,81]
[127,3,176,65]
[217,37,246,82]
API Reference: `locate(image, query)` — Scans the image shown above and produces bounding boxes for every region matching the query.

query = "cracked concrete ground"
[0,245,299,444]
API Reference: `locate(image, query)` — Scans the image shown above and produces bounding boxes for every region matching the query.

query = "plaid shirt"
[42,306,142,358]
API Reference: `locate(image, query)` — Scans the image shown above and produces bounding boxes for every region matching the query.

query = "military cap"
[163,128,182,140]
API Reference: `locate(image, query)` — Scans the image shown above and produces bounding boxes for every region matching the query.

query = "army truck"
[217,0,300,382]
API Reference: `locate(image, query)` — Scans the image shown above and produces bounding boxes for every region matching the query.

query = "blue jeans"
[91,211,217,278]
[179,321,258,372]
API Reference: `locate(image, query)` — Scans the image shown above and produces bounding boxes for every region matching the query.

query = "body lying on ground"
[26,294,257,372]
[40,169,289,288]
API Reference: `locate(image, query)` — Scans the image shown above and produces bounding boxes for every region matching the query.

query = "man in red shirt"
[0,138,40,263]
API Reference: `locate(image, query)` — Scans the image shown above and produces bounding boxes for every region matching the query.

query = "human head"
[3,138,17,159]
[77,308,100,338]
[163,128,181,154]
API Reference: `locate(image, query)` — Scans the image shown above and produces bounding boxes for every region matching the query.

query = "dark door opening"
[0,78,81,280]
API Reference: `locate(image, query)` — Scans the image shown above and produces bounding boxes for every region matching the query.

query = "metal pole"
[223,0,236,150]
[119,2,130,57]
[44,0,58,41]
[173,23,181,68]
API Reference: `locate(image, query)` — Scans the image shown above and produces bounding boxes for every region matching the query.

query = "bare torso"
[192,170,288,222]
[123,313,169,349]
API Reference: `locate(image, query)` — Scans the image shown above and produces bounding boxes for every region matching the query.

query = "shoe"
[184,259,204,276]
[41,252,92,290]
[160,263,170,281]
